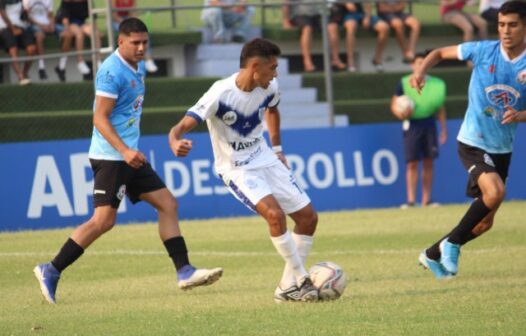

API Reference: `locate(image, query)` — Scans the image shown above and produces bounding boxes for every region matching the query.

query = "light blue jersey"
[89,50,146,160]
[457,40,526,153]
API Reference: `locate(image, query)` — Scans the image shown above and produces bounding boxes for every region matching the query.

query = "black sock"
[448,198,491,244]
[459,232,478,245]
[163,236,190,271]
[51,238,84,273]
[426,233,450,261]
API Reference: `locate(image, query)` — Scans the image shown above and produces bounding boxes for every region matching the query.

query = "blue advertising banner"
[1,121,525,231]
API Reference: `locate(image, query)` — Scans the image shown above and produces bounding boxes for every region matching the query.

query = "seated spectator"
[23,0,73,81]
[56,0,103,77]
[440,0,487,41]
[201,0,255,43]
[327,1,389,72]
[111,0,157,72]
[283,0,321,72]
[479,0,507,23]
[377,1,420,63]
[0,0,36,85]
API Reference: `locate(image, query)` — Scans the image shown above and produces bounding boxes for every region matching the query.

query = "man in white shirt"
[169,38,319,302]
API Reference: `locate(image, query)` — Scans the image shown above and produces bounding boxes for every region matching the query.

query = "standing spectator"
[111,0,157,73]
[23,0,73,81]
[377,0,420,63]
[283,0,321,72]
[201,0,255,43]
[391,51,447,208]
[480,0,507,23]
[56,0,103,77]
[413,0,526,279]
[440,0,488,41]
[0,0,36,85]
[327,1,389,72]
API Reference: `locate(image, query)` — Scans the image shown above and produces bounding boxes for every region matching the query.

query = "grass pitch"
[1,202,525,335]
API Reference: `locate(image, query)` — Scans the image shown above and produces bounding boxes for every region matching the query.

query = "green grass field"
[1,201,525,335]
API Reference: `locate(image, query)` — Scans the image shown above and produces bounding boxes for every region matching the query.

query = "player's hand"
[276,152,289,169]
[123,148,147,169]
[409,72,425,94]
[171,139,193,157]
[502,105,522,124]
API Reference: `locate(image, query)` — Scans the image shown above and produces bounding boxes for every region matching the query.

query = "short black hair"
[499,0,526,20]
[119,17,148,36]
[413,49,432,61]
[239,38,281,68]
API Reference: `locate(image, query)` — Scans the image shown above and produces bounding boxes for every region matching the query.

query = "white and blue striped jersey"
[187,73,281,174]
[457,40,526,153]
[89,50,146,160]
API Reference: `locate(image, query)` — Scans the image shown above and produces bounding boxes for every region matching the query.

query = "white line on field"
[0,246,525,258]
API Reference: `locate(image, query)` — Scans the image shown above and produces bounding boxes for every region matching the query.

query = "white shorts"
[221,161,311,214]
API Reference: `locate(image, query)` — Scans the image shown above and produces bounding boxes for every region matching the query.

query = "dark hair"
[119,17,148,36]
[239,38,281,68]
[414,50,431,60]
[499,0,526,20]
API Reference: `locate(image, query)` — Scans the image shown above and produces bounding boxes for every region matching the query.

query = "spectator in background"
[201,0,255,43]
[56,0,103,77]
[440,0,488,41]
[0,0,36,85]
[283,0,321,72]
[377,0,420,63]
[23,0,73,81]
[111,0,157,73]
[391,51,447,209]
[327,0,389,72]
[480,0,507,23]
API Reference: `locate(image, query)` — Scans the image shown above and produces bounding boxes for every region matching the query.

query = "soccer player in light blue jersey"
[33,17,222,304]
[411,0,526,279]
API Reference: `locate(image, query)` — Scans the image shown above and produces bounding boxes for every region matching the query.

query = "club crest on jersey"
[222,111,237,125]
[485,85,519,110]
[517,70,526,85]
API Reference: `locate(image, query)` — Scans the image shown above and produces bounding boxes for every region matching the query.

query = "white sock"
[59,56,68,70]
[38,59,45,69]
[279,232,314,288]
[270,230,308,288]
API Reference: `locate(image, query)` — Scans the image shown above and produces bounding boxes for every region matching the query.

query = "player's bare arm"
[410,46,458,94]
[93,95,146,169]
[168,116,198,157]
[265,106,288,167]
[502,105,526,124]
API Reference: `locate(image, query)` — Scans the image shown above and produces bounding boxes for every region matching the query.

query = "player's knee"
[91,218,115,235]
[266,208,286,229]
[473,219,494,235]
[483,186,506,208]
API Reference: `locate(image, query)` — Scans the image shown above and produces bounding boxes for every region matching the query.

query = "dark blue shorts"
[291,15,321,29]
[403,117,438,162]
[378,11,411,24]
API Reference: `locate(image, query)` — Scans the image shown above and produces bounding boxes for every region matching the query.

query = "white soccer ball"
[394,95,415,119]
[309,261,348,300]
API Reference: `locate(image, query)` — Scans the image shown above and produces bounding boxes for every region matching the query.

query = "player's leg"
[404,15,420,61]
[443,10,475,42]
[300,23,315,72]
[405,160,418,207]
[344,18,358,71]
[372,19,389,71]
[421,158,433,206]
[135,166,222,290]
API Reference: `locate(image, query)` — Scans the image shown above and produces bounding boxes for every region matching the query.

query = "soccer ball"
[309,261,347,300]
[394,95,415,119]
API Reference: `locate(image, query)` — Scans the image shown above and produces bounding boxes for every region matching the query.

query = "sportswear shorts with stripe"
[457,141,511,198]
[220,161,311,214]
[90,159,166,208]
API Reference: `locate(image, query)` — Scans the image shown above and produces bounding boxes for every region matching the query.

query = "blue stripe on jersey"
[228,180,256,212]
[215,94,275,137]
[186,111,203,123]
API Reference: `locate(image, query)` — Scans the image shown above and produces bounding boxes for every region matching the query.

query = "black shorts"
[0,27,35,51]
[90,159,166,208]
[291,15,321,29]
[457,142,512,198]
[329,4,347,24]
[403,117,438,162]
[378,12,411,24]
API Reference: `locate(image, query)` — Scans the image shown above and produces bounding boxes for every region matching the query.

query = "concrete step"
[279,88,317,104]
[278,102,330,117]
[281,114,349,129]
[276,74,302,89]
[188,58,290,77]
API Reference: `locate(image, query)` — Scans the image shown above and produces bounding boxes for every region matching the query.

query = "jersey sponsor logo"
[222,111,237,125]
[517,70,526,85]
[229,137,261,151]
[484,85,519,118]
[133,95,144,111]
[116,184,126,200]
[234,147,263,167]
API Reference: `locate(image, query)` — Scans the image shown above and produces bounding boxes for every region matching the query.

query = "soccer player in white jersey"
[411,0,526,279]
[169,38,319,302]
[33,18,222,304]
